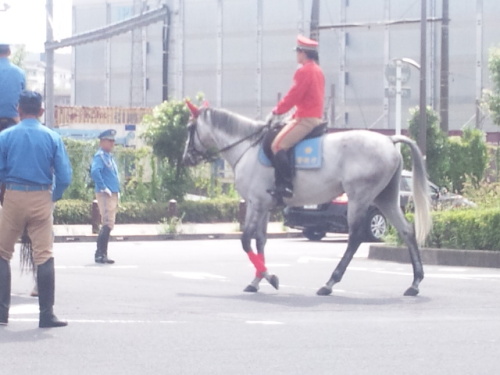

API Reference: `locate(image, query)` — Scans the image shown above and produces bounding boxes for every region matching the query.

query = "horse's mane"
[201,107,264,138]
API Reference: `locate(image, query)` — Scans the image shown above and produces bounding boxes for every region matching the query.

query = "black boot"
[37,257,67,328]
[0,258,11,325]
[267,149,294,200]
[95,226,114,264]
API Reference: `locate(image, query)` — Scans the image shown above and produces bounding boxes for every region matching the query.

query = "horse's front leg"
[255,212,279,290]
[241,207,278,292]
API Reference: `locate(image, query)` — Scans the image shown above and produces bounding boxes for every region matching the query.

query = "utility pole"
[475,0,483,129]
[130,0,146,107]
[439,0,449,133]
[310,0,319,41]
[418,0,427,156]
[45,0,55,127]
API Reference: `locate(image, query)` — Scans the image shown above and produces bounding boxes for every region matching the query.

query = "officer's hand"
[102,188,112,197]
[265,112,278,127]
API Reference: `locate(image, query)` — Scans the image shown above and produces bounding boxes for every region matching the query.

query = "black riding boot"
[0,257,11,325]
[268,149,294,200]
[37,257,67,328]
[95,225,114,264]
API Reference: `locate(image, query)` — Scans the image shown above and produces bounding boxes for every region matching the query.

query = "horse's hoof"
[316,286,332,296]
[404,287,419,296]
[268,275,279,290]
[244,285,258,293]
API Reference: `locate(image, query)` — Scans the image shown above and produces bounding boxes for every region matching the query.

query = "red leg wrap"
[248,251,267,276]
[255,253,266,277]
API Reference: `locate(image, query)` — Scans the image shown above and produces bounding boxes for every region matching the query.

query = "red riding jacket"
[273,60,325,119]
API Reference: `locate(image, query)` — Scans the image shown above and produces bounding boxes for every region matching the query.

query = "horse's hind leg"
[375,198,424,296]
[317,212,365,296]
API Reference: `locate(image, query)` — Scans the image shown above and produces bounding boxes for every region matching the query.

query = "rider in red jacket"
[268,35,325,201]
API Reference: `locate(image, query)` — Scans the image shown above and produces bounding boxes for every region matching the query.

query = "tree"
[404,106,449,187]
[403,107,488,193]
[141,99,192,201]
[486,47,500,126]
[11,45,26,69]
[447,128,488,192]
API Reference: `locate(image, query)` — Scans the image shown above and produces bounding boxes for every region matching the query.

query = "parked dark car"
[284,170,475,242]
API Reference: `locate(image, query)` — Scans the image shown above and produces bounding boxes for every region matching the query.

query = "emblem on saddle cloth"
[258,137,323,169]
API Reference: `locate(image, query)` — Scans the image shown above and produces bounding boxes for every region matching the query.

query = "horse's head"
[182,100,218,166]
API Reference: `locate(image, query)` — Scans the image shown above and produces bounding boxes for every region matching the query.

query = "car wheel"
[364,209,387,242]
[302,228,326,241]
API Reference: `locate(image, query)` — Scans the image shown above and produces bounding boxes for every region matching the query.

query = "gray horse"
[183,102,432,297]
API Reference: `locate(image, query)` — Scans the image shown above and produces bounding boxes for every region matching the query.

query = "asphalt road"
[2,237,500,375]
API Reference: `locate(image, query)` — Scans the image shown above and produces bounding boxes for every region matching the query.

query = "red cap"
[295,35,318,51]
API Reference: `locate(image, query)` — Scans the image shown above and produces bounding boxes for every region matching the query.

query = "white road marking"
[9,304,38,314]
[163,271,227,280]
[264,263,291,268]
[356,268,500,280]
[55,265,139,269]
[9,318,183,324]
[246,320,284,325]
[297,257,338,263]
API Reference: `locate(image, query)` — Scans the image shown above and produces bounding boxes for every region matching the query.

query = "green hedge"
[427,209,500,251]
[54,200,93,225]
[54,198,283,225]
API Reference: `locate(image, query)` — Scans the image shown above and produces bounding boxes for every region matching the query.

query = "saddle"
[262,121,327,172]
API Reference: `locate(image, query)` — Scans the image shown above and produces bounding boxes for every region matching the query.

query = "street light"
[391,58,421,151]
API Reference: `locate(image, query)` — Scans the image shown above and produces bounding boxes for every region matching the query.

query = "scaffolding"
[44,0,169,127]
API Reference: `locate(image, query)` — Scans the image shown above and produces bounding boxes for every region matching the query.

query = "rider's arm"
[273,67,308,116]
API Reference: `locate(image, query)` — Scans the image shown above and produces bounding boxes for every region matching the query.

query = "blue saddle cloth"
[258,136,323,169]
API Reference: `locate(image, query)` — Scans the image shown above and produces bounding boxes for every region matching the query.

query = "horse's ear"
[185,100,200,118]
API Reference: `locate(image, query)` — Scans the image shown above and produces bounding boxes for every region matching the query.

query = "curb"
[369,244,500,269]
[54,232,303,243]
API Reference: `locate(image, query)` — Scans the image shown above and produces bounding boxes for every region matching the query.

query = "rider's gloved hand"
[265,112,279,127]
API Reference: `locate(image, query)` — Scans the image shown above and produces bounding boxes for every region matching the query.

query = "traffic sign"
[385,62,411,84]
[385,87,411,98]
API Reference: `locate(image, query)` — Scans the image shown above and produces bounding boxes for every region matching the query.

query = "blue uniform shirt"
[0,57,26,118]
[91,148,120,193]
[0,118,73,201]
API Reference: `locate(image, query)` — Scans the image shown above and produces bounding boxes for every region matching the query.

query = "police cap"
[98,129,116,141]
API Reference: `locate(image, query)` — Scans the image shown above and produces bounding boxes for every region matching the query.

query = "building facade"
[70,0,500,132]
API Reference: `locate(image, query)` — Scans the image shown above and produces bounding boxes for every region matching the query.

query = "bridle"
[186,116,270,165]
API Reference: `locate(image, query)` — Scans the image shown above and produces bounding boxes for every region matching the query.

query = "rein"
[189,119,270,164]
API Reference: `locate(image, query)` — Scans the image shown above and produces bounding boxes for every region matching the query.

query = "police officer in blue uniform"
[0,91,72,328]
[91,129,120,264]
[0,43,26,130]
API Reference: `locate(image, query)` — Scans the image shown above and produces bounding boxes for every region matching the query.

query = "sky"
[0,0,72,53]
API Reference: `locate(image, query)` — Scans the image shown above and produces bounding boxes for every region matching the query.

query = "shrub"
[427,209,500,251]
[404,107,449,187]
[54,199,92,224]
[447,129,488,193]
[53,198,283,225]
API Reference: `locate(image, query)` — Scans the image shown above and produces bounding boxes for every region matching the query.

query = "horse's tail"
[391,135,432,245]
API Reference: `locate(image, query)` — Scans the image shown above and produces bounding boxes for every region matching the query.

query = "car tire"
[302,228,326,241]
[364,209,387,242]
